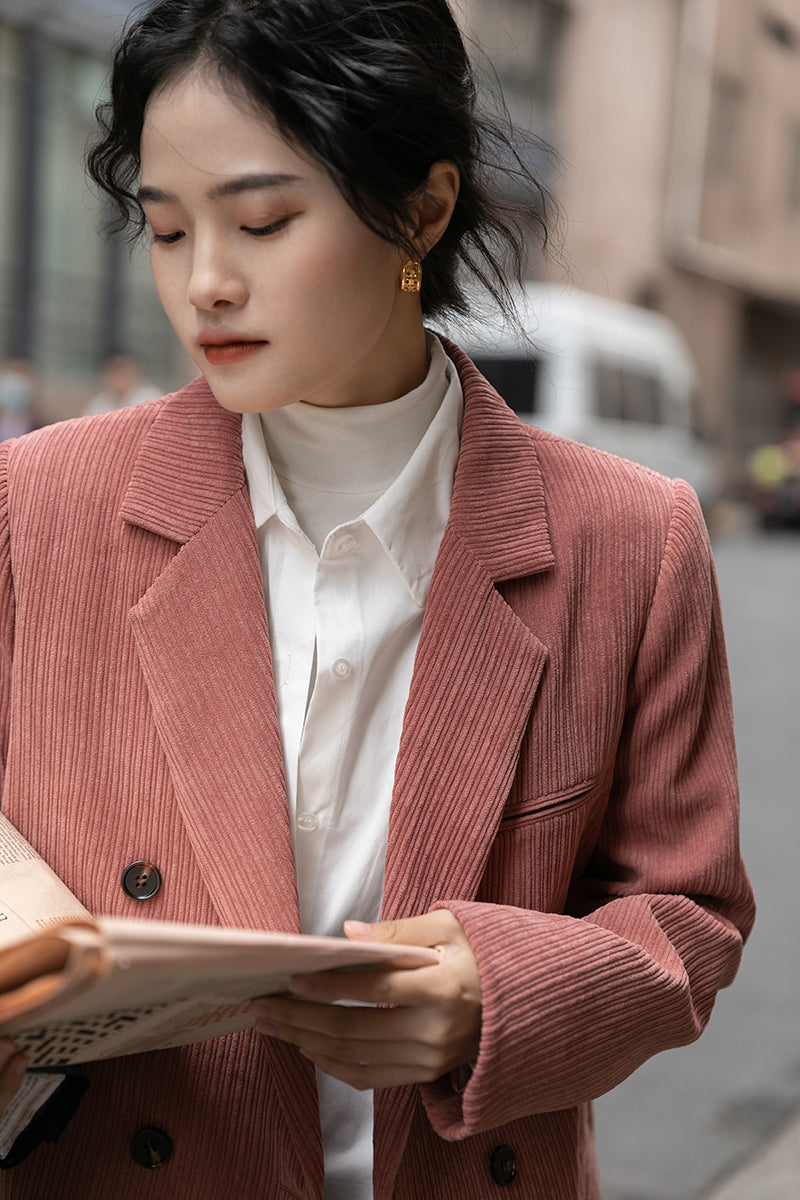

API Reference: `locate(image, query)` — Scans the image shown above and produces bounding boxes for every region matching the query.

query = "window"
[594,362,663,425]
[0,22,179,390]
[35,43,109,374]
[471,355,539,414]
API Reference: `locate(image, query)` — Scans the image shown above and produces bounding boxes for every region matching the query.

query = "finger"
[252,993,478,1073]
[299,1049,450,1091]
[287,963,436,1005]
[258,1017,446,1072]
[251,995,444,1044]
[344,908,465,949]
[290,945,479,1008]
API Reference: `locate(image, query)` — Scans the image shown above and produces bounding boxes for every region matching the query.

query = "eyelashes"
[241,217,292,237]
[150,216,294,246]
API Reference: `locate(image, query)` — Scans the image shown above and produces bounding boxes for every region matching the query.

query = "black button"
[121,861,162,901]
[490,1144,517,1186]
[130,1127,172,1168]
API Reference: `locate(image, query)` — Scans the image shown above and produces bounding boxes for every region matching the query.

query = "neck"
[303,304,429,409]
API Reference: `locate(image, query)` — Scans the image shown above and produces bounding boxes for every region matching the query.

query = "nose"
[187,235,248,312]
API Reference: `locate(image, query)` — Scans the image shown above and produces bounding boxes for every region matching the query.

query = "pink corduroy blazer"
[0,344,754,1199]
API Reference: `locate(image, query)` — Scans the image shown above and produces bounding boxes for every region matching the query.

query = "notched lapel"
[128,488,299,933]
[383,530,548,921]
[119,376,246,545]
[121,383,299,934]
[383,347,555,919]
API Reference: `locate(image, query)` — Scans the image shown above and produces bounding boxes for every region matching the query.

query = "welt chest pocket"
[499,775,609,828]
[479,776,611,911]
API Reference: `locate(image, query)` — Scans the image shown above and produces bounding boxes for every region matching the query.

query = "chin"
[204,381,298,415]
[209,393,269,415]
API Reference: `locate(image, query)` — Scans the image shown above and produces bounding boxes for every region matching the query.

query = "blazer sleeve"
[422,478,755,1138]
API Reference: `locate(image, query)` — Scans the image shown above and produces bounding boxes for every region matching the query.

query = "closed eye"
[151,230,184,245]
[149,216,293,244]
[242,217,292,237]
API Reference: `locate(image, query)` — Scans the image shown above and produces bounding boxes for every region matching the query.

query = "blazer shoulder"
[525,423,687,527]
[1,395,168,526]
[7,394,164,469]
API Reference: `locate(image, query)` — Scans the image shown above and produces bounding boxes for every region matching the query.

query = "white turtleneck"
[240,333,464,1200]
[258,341,449,552]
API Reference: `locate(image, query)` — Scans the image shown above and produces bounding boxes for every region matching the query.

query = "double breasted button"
[130,1127,172,1168]
[121,861,162,901]
[489,1144,517,1186]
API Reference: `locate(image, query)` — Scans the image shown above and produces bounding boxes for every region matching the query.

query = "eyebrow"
[136,172,303,205]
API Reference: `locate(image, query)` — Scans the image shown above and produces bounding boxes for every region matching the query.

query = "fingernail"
[343,920,372,939]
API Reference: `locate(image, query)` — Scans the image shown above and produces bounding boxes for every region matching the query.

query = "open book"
[0,813,437,1157]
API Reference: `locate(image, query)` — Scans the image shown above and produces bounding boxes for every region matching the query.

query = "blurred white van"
[445,283,715,503]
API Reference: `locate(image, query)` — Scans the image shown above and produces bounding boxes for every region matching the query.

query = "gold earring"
[400,260,423,293]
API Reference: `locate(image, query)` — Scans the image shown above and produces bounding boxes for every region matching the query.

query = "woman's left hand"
[249,909,481,1090]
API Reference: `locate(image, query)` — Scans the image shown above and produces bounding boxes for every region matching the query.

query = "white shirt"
[241,335,463,1198]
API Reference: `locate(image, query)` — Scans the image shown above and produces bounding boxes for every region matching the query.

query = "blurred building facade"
[458,0,800,493]
[0,0,178,418]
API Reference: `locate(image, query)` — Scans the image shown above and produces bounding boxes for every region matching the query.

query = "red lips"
[202,341,266,365]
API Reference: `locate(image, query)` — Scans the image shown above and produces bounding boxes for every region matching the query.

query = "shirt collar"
[241,413,302,535]
[364,342,462,605]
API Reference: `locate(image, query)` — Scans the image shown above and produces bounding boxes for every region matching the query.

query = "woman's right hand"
[0,1038,27,1116]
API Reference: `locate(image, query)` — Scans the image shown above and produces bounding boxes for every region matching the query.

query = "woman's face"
[139,71,426,412]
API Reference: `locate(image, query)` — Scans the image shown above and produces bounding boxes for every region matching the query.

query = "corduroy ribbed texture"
[0,351,753,1199]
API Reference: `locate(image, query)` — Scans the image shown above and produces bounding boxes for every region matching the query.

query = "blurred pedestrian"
[0,360,37,440]
[0,1,754,1197]
[747,372,800,528]
[83,353,161,416]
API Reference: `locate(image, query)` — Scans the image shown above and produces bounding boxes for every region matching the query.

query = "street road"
[595,530,800,1200]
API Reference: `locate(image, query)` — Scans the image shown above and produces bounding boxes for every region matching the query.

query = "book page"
[0,815,91,949]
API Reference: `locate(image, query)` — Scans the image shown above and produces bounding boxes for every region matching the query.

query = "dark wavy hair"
[87,0,556,320]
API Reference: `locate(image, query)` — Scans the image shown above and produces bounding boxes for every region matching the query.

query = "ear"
[411,160,461,257]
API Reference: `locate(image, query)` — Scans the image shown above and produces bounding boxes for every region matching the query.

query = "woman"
[0,1,754,1196]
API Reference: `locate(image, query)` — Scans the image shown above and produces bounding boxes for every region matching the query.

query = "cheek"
[150,255,178,319]
[283,234,400,336]
[150,256,195,346]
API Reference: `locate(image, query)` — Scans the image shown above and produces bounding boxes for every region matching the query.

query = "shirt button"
[489,1144,517,1186]
[121,861,162,901]
[130,1127,172,1168]
[296,812,319,832]
[332,534,356,557]
[331,658,353,679]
